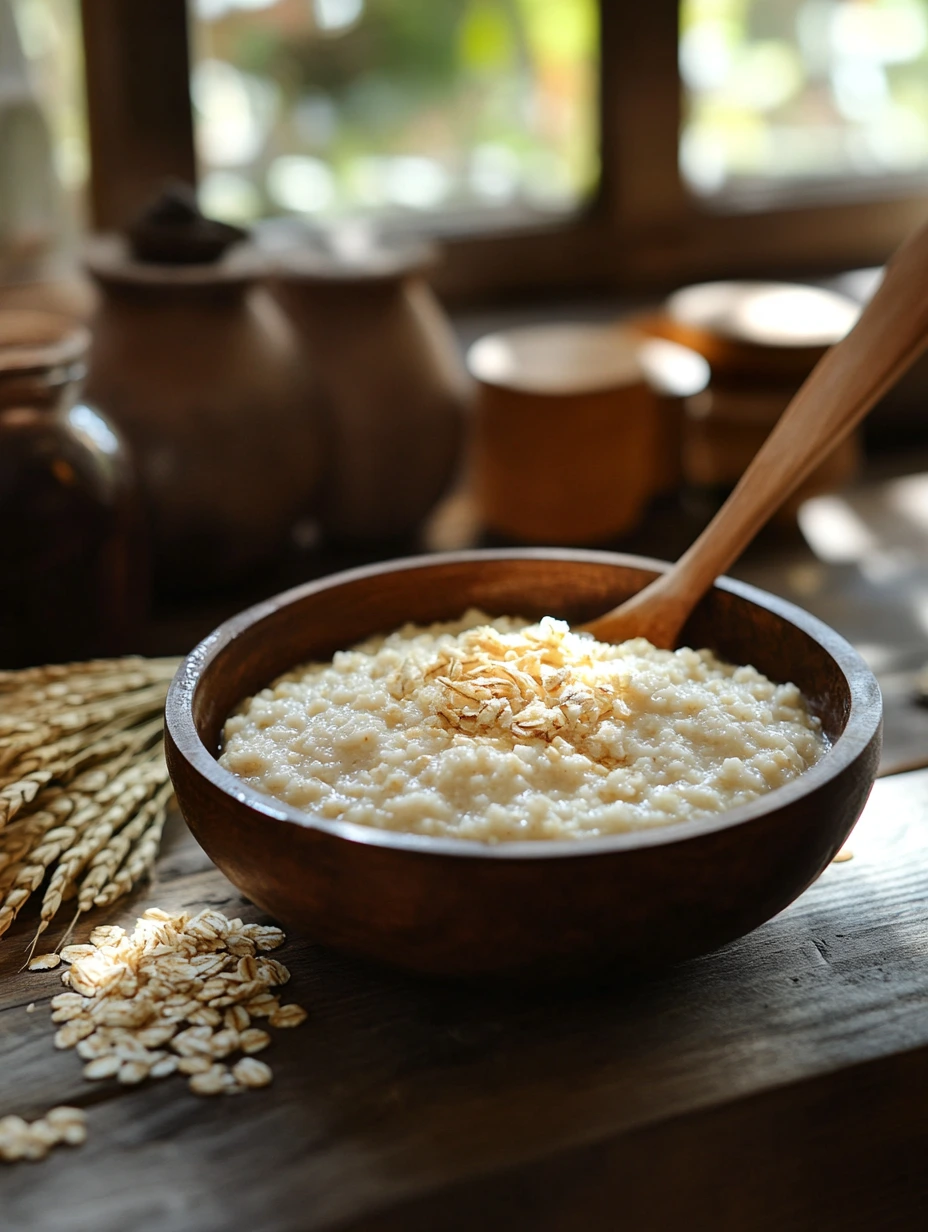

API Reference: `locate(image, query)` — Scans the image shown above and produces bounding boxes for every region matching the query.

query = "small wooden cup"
[468,323,659,544]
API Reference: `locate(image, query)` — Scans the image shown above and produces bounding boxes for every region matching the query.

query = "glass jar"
[0,310,145,667]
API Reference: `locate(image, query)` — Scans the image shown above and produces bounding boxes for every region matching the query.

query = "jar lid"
[655,281,860,381]
[127,181,248,265]
[467,322,645,396]
[84,234,267,288]
[0,309,89,377]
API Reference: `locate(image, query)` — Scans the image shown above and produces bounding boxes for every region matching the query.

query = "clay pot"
[84,236,321,590]
[273,240,468,543]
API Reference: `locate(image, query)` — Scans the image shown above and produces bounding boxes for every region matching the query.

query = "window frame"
[80,0,928,303]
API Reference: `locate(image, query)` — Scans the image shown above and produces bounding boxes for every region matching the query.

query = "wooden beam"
[81,0,196,230]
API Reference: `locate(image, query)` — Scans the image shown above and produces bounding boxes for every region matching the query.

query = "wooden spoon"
[584,220,928,648]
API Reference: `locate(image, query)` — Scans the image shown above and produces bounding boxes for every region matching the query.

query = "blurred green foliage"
[195,0,598,222]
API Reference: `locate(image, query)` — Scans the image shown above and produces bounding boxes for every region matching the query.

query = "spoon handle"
[585,218,928,648]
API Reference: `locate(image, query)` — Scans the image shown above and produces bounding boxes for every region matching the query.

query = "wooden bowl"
[165,550,882,980]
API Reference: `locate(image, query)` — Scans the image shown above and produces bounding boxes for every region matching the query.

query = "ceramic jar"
[84,237,321,589]
[273,241,468,543]
[0,310,144,666]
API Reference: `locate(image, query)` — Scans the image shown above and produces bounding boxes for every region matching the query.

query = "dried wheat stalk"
[0,657,181,946]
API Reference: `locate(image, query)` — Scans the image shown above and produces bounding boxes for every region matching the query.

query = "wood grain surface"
[3,768,928,1231]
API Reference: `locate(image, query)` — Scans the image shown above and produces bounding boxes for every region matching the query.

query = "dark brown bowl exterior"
[165,550,882,980]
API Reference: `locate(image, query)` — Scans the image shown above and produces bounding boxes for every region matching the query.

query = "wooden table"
[3,766,928,1231]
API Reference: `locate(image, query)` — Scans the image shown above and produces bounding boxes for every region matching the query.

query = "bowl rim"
[165,548,883,861]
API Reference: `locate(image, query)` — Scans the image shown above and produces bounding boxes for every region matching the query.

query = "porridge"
[220,612,826,842]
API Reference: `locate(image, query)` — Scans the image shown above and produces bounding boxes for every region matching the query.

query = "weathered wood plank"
[2,771,928,1231]
[358,1047,928,1232]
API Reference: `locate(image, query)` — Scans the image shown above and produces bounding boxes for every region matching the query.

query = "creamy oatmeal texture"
[220,612,826,842]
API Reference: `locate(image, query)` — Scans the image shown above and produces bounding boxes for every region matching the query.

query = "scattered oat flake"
[246,925,285,951]
[0,1107,87,1163]
[142,908,174,922]
[233,1057,272,1088]
[239,1028,271,1055]
[832,848,854,863]
[118,1060,150,1085]
[178,1055,213,1075]
[54,1019,95,1049]
[213,1028,242,1057]
[13,906,306,1162]
[83,1055,121,1081]
[28,953,61,971]
[269,1004,307,1029]
[224,1006,250,1033]
[89,925,125,947]
[46,1107,87,1147]
[245,994,279,1018]
[60,944,96,964]
[189,1064,230,1096]
[150,1056,178,1079]
[50,992,84,1010]
[76,1034,111,1060]
[261,959,290,986]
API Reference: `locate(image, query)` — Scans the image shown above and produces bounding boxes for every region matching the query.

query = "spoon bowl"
[165,549,881,980]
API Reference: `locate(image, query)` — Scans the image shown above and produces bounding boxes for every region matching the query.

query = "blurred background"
[6,0,928,768]
[15,0,928,283]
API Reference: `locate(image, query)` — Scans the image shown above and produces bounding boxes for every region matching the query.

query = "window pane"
[680,0,928,198]
[191,0,599,228]
[5,0,88,253]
